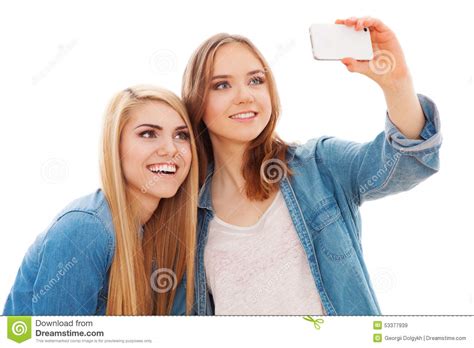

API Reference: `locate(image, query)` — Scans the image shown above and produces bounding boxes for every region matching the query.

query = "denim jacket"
[195,93,442,315]
[3,189,187,315]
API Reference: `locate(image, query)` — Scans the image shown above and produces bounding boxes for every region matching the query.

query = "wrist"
[381,73,414,96]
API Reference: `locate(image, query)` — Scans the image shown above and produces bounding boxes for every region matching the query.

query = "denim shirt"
[3,189,187,315]
[195,93,442,315]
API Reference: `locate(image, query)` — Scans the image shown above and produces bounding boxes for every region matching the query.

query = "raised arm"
[337,16,426,139]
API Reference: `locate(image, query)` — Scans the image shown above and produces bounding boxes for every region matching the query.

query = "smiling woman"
[3,85,199,316]
[118,95,194,225]
[181,20,442,315]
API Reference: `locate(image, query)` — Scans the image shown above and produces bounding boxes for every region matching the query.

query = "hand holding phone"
[309,23,373,61]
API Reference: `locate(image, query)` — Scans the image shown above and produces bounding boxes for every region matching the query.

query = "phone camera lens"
[363,28,368,32]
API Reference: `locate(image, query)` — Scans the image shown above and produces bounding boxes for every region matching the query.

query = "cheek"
[120,137,146,177]
[204,94,231,125]
[203,104,218,127]
[178,143,193,172]
[258,89,272,114]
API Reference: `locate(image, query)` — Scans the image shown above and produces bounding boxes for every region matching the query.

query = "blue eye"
[214,81,230,90]
[250,75,265,85]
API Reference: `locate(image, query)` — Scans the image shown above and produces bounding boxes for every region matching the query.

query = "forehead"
[127,100,185,127]
[212,42,263,75]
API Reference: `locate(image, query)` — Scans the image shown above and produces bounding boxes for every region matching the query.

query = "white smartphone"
[309,23,373,61]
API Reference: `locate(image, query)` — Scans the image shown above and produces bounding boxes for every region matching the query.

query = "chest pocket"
[307,196,355,262]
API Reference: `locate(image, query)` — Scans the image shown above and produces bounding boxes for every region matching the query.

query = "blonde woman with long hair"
[4,85,198,315]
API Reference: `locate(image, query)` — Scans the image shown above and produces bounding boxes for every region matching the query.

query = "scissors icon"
[303,315,325,330]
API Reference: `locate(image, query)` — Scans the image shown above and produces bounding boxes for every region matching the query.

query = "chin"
[234,132,265,143]
[227,126,266,142]
[150,187,179,199]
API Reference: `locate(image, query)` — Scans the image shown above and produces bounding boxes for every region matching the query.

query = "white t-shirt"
[204,190,326,315]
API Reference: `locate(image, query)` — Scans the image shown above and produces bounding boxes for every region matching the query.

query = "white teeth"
[230,112,256,119]
[147,163,177,174]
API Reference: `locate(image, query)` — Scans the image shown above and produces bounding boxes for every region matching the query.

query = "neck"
[129,188,160,226]
[211,137,248,195]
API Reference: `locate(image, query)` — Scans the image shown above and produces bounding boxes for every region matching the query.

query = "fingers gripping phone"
[309,23,373,61]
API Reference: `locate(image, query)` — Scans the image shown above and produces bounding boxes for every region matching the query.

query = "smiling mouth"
[146,163,178,176]
[229,111,257,120]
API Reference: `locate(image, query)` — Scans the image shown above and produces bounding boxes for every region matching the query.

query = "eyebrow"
[211,69,265,81]
[134,124,188,131]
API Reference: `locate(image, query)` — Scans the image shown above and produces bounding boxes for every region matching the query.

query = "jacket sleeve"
[31,212,112,315]
[315,93,442,206]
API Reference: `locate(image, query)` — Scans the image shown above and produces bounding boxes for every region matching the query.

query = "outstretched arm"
[336,16,426,140]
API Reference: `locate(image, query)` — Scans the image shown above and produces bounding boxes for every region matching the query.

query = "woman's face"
[204,42,272,145]
[120,101,192,203]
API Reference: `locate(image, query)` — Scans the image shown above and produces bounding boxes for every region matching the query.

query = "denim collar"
[197,162,215,211]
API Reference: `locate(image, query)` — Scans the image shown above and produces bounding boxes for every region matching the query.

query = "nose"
[156,136,178,159]
[233,84,254,105]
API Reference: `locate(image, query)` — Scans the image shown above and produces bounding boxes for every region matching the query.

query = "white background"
[1,0,473,315]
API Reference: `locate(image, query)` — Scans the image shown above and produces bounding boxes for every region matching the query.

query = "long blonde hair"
[182,34,292,201]
[100,85,198,315]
